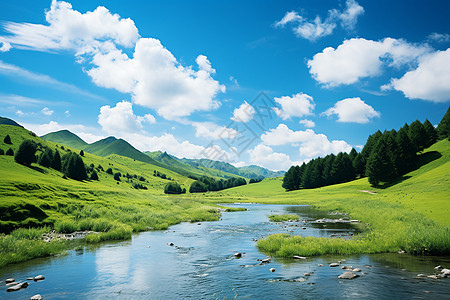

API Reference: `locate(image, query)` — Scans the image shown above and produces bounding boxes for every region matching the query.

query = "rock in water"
[353,268,361,272]
[5,278,15,284]
[270,268,275,272]
[338,272,359,279]
[330,263,340,267]
[7,281,28,292]
[441,268,450,276]
[34,275,45,281]
[234,252,242,258]
[30,295,43,300]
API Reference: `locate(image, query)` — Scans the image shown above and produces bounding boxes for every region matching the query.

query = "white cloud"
[192,122,238,140]
[41,107,54,116]
[1,0,139,52]
[247,144,294,171]
[98,100,155,134]
[231,101,255,122]
[323,97,380,123]
[261,124,352,159]
[275,0,364,41]
[273,93,315,119]
[427,33,450,43]
[308,38,431,87]
[1,1,224,120]
[299,119,315,128]
[0,38,11,52]
[386,49,450,103]
[65,110,70,117]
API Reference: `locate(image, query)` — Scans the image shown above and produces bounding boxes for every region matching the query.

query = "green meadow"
[1,123,450,267]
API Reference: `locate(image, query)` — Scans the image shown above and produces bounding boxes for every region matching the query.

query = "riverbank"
[206,140,450,257]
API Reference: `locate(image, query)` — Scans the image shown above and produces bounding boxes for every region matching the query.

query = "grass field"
[1,123,449,266]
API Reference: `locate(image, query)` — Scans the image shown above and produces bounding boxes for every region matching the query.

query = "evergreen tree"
[0,149,4,155]
[366,138,396,186]
[106,168,113,174]
[409,120,428,153]
[5,148,14,156]
[282,166,300,191]
[79,150,84,156]
[38,147,53,168]
[353,153,365,178]
[437,106,450,140]
[385,130,399,177]
[90,170,99,180]
[52,150,61,171]
[14,140,37,166]
[322,154,335,186]
[62,152,87,181]
[3,134,12,144]
[349,148,358,162]
[396,126,415,174]
[361,130,382,176]
[114,172,121,181]
[423,119,437,147]
[189,180,208,193]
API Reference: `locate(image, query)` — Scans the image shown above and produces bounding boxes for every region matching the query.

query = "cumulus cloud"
[41,107,54,116]
[299,119,315,128]
[247,144,294,171]
[1,1,224,120]
[192,122,238,140]
[323,97,380,123]
[231,101,255,122]
[98,100,155,134]
[261,124,352,159]
[275,0,364,41]
[273,93,315,119]
[308,38,431,87]
[385,49,450,102]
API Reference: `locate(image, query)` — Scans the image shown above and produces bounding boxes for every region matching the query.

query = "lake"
[1,203,449,299]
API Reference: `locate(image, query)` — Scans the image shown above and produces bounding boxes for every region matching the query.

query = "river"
[1,204,449,299]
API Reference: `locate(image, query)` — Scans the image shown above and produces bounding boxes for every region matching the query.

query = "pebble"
[270,268,275,272]
[30,295,43,300]
[34,275,45,281]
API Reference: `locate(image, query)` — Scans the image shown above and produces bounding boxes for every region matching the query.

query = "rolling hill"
[42,129,88,149]
[0,116,23,128]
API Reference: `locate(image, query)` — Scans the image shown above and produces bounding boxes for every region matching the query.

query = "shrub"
[189,180,208,193]
[90,170,99,181]
[0,149,4,155]
[14,140,37,165]
[164,182,182,194]
[61,152,87,181]
[106,168,113,174]
[38,147,53,168]
[6,148,14,156]
[3,134,12,144]
[79,150,84,156]
[114,172,121,181]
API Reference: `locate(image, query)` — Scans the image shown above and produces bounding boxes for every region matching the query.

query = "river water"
[1,204,449,299]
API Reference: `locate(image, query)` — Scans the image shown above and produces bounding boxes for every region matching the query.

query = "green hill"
[238,165,285,178]
[0,116,23,127]
[42,129,88,149]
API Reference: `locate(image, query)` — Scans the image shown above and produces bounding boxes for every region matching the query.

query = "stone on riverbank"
[7,281,28,292]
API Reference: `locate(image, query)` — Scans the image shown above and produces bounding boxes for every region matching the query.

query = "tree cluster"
[164,182,186,194]
[153,170,171,180]
[61,152,88,181]
[249,176,264,184]
[189,176,247,193]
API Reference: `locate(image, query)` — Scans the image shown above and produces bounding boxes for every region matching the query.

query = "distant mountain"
[42,130,88,149]
[238,165,285,178]
[83,137,165,167]
[0,116,23,128]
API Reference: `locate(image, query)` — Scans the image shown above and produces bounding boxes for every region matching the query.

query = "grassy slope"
[41,130,88,149]
[203,140,450,256]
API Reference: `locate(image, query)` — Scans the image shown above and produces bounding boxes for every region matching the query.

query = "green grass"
[268,214,299,222]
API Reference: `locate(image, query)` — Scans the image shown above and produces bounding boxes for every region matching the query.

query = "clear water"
[1,204,449,299]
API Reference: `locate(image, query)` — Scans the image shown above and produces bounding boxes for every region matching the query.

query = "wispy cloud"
[0,93,69,107]
[0,60,105,101]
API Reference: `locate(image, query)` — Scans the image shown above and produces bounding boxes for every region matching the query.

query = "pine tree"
[423,119,437,147]
[0,149,4,155]
[396,127,415,175]
[114,172,121,181]
[90,170,99,180]
[361,130,382,176]
[322,154,335,185]
[5,148,14,156]
[409,120,428,153]
[366,137,396,186]
[282,166,301,191]
[106,168,113,174]
[52,150,61,171]
[349,148,358,162]
[14,140,37,166]
[3,134,12,144]
[437,106,450,140]
[38,147,53,168]
[80,150,84,156]
[385,130,399,178]
[353,153,365,178]
[62,152,87,181]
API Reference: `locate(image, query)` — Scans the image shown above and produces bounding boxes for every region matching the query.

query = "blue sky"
[0,0,449,171]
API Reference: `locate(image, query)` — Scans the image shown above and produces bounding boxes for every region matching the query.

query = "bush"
[38,147,53,168]
[14,140,37,166]
[79,150,84,156]
[164,182,183,194]
[114,172,121,181]
[90,170,99,181]
[3,134,12,144]
[133,183,148,190]
[5,148,14,156]
[106,168,113,174]
[0,149,4,155]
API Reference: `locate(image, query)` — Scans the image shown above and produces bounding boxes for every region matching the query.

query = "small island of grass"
[268,214,300,222]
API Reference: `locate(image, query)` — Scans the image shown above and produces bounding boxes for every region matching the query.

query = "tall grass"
[268,214,299,222]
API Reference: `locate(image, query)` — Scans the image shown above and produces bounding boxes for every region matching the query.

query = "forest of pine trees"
[283,107,450,190]
[189,176,247,193]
